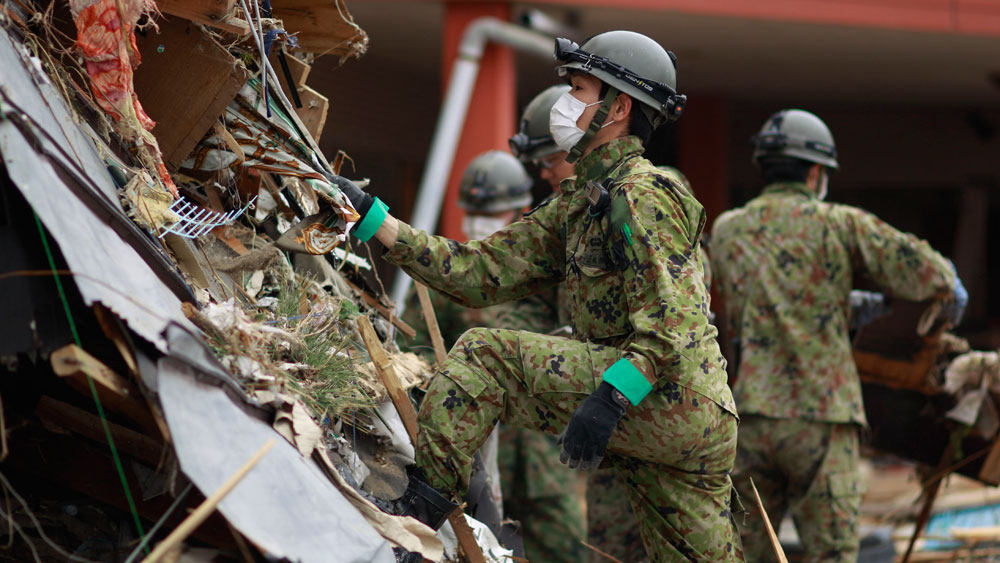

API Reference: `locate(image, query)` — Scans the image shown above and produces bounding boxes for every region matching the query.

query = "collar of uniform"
[761,182,816,200]
[572,135,644,187]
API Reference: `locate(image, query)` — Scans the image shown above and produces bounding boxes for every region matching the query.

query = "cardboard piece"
[134,19,249,169]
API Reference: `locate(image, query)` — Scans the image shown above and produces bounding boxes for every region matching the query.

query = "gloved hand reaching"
[558,381,628,470]
[329,175,373,217]
[327,174,388,242]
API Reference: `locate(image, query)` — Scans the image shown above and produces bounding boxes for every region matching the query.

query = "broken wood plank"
[52,344,139,399]
[51,344,161,436]
[356,315,417,441]
[415,283,447,365]
[355,315,486,563]
[345,279,416,338]
[36,396,166,466]
[143,439,275,563]
[293,86,329,143]
[134,18,249,168]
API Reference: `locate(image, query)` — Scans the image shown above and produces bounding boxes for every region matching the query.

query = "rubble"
[0,0,487,559]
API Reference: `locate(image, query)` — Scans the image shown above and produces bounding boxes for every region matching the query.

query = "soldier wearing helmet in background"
[335,30,742,561]
[710,109,967,562]
[498,85,589,563]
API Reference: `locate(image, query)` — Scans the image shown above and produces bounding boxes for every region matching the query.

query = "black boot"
[394,467,458,530]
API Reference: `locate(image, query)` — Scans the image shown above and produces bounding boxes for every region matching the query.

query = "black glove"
[558,381,628,470]
[328,174,373,219]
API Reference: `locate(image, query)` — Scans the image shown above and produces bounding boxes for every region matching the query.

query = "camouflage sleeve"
[383,202,565,308]
[619,180,712,384]
[493,290,560,334]
[831,204,955,301]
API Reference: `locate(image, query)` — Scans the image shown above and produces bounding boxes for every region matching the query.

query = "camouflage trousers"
[732,415,862,563]
[587,467,646,562]
[497,427,586,563]
[416,328,743,562]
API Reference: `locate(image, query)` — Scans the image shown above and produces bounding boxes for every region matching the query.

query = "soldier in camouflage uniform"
[500,85,589,563]
[337,31,742,561]
[400,147,586,562]
[710,109,967,562]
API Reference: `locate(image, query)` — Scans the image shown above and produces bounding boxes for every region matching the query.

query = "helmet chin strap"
[566,87,619,164]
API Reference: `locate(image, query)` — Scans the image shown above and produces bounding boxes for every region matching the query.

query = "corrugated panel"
[157,358,394,563]
[0,29,195,352]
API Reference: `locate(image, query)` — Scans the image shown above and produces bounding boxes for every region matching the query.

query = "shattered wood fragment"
[6,424,234,548]
[36,396,166,466]
[978,434,1000,485]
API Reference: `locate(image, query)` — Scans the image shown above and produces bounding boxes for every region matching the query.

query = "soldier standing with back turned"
[711,109,967,562]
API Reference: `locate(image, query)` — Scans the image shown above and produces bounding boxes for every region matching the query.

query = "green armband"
[352,197,388,242]
[602,358,652,406]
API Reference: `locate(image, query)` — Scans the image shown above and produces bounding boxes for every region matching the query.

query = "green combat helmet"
[554,30,687,161]
[508,84,570,162]
[458,150,533,213]
[751,109,839,169]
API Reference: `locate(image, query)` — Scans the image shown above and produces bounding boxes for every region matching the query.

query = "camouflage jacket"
[385,136,735,414]
[400,287,560,361]
[710,182,955,424]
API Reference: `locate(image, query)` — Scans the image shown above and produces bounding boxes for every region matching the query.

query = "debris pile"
[0,0,484,559]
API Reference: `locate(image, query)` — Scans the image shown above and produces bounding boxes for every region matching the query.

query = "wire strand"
[32,213,148,551]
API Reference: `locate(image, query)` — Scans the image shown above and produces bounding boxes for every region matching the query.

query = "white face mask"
[549,92,603,153]
[462,216,509,240]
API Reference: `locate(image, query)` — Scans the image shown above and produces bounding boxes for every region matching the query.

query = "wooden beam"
[35,396,166,466]
[355,316,485,563]
[415,283,447,365]
[6,424,234,549]
[51,344,161,436]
